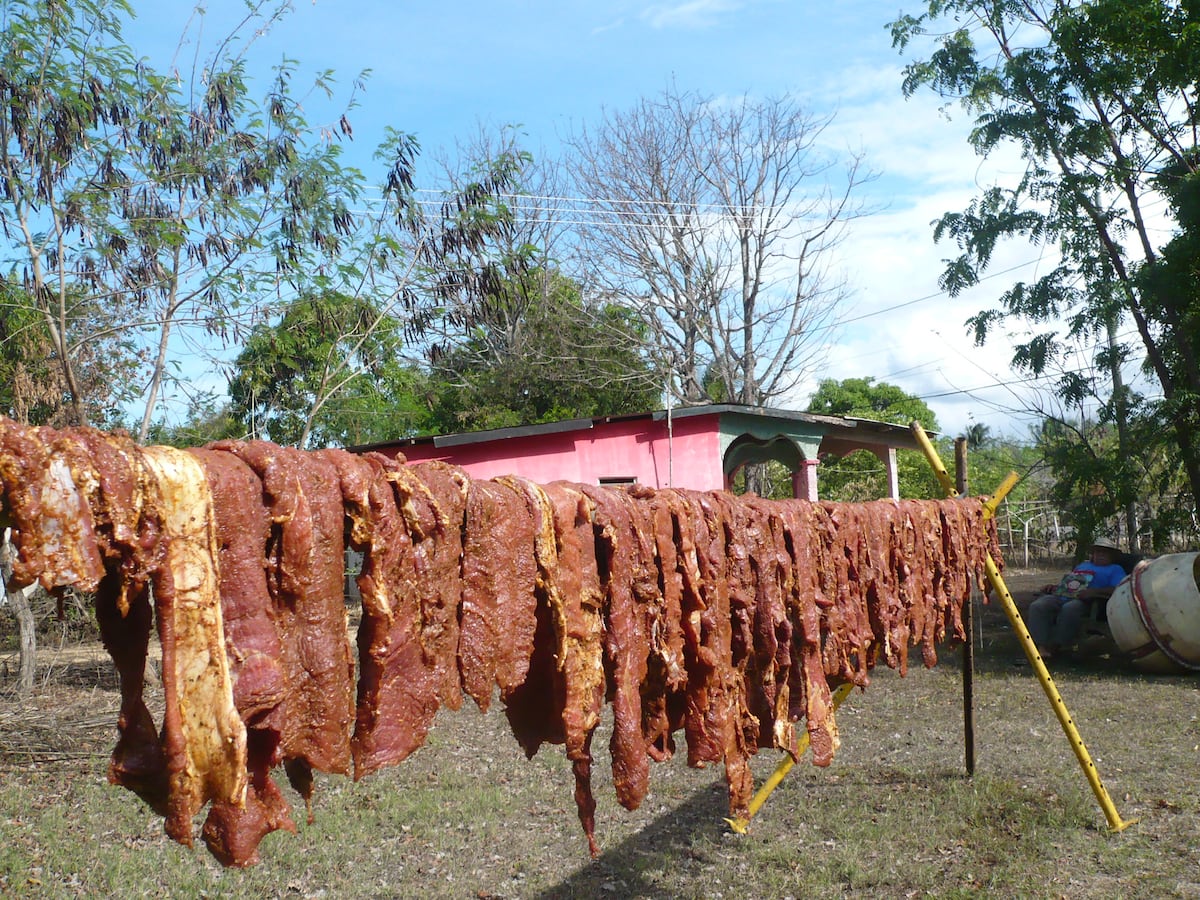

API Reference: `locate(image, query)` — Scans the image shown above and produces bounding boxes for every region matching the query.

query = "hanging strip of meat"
[140,445,248,847]
[496,475,567,757]
[62,428,159,613]
[544,481,606,857]
[402,461,469,712]
[0,420,105,591]
[210,442,354,787]
[190,447,296,867]
[459,478,539,711]
[740,497,795,753]
[702,491,754,821]
[777,500,839,766]
[317,449,442,778]
[625,485,687,763]
[671,491,716,766]
[578,485,653,813]
[493,477,605,855]
[40,427,166,807]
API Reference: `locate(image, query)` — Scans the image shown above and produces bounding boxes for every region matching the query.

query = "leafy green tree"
[0,277,139,427]
[0,0,533,447]
[424,268,661,433]
[229,290,431,448]
[144,398,244,448]
[806,377,943,500]
[892,0,1200,536]
[0,0,390,439]
[420,134,661,435]
[808,377,938,428]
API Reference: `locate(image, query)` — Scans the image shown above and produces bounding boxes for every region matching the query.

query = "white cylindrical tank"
[1107,552,1200,674]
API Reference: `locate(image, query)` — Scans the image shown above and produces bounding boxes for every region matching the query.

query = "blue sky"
[125,0,1080,441]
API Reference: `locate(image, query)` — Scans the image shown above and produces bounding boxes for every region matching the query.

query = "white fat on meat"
[142,446,248,820]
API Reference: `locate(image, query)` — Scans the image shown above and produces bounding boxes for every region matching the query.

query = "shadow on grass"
[535,780,730,900]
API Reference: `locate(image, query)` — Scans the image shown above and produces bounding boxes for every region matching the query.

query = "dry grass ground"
[1,566,1199,898]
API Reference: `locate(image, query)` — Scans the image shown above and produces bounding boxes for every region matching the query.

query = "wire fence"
[991,497,1198,567]
[991,499,1073,568]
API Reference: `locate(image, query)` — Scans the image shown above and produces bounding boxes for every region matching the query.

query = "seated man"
[1027,538,1129,660]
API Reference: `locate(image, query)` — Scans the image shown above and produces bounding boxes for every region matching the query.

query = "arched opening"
[722,434,809,499]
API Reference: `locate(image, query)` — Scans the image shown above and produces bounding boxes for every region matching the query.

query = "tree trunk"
[10,583,37,696]
[2,533,38,696]
[1104,318,1139,546]
[742,462,771,497]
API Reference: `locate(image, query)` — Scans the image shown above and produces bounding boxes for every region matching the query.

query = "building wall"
[385,413,728,490]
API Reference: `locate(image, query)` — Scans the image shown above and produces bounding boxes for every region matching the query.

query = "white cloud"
[590,17,626,36]
[762,58,1087,440]
[639,0,743,29]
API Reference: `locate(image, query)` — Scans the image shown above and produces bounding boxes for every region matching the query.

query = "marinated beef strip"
[497,475,568,756]
[777,500,840,767]
[860,501,905,673]
[190,447,296,867]
[817,502,872,687]
[211,441,354,784]
[403,460,469,711]
[672,488,747,819]
[578,484,653,813]
[191,449,288,724]
[139,445,247,847]
[671,491,715,766]
[492,477,603,854]
[937,499,970,642]
[96,573,165,803]
[459,478,538,711]
[316,451,440,777]
[918,500,948,667]
[741,497,795,753]
[896,500,934,668]
[543,481,606,857]
[64,428,159,608]
[728,497,775,747]
[625,485,687,762]
[64,427,167,806]
[0,420,105,591]
[701,491,754,820]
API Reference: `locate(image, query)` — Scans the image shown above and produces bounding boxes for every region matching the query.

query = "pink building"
[356,404,925,501]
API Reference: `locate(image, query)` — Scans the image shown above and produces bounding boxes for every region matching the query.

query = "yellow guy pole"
[908,421,1134,833]
[725,681,856,834]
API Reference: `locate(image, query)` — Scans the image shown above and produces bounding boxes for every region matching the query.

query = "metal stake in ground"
[908,421,1136,834]
[954,436,975,777]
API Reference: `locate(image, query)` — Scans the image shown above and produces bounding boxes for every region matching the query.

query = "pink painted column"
[792,458,820,501]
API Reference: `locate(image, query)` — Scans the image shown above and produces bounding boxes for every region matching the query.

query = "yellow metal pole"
[908,421,1135,833]
[985,472,1020,512]
[725,681,856,834]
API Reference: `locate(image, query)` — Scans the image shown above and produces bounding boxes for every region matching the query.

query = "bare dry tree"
[563,86,874,409]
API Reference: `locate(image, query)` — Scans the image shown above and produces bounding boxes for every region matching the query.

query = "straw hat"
[1090,537,1123,553]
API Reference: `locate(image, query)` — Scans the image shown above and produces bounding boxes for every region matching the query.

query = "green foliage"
[807,377,939,430]
[0,0,373,438]
[144,398,244,448]
[892,0,1200,536]
[229,290,429,448]
[805,377,943,499]
[0,277,141,427]
[1032,405,1194,552]
[423,268,661,433]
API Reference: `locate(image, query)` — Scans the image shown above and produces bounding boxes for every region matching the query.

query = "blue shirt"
[1054,561,1128,598]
